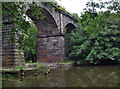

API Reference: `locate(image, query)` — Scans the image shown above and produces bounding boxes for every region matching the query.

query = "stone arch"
[64,23,76,34]
[26,7,64,63]
[26,7,59,37]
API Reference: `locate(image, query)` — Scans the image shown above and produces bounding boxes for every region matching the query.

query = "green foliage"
[58,6,68,14]
[67,1,120,65]
[65,33,72,58]
[22,21,38,62]
[11,66,28,71]
[68,13,120,65]
[64,9,68,14]
[85,0,120,13]
[58,6,64,10]
[58,61,73,64]
[34,62,42,69]
[2,72,14,87]
[63,27,67,34]
[71,13,79,19]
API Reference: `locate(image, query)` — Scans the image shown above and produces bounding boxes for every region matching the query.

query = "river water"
[4,65,119,87]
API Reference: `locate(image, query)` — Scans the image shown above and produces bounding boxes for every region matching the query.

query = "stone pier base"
[2,24,25,68]
[37,35,65,63]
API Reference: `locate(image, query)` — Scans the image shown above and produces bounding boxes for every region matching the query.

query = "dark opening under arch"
[64,23,76,58]
[26,7,59,37]
[65,23,76,34]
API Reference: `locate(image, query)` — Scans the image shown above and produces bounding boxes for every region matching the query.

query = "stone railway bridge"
[2,2,78,67]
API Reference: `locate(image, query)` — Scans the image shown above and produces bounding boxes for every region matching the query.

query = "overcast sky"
[55,0,110,16]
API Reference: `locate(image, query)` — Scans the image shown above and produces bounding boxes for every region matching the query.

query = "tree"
[67,0,120,65]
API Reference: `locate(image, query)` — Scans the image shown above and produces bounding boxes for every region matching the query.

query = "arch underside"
[27,7,59,37]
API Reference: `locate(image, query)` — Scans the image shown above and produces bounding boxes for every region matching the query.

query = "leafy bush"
[67,13,120,65]
[22,21,38,63]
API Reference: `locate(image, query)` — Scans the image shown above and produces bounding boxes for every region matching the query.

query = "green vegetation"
[58,61,73,64]
[10,66,28,71]
[66,0,120,65]
[23,21,38,63]
[2,72,14,87]
[71,13,79,19]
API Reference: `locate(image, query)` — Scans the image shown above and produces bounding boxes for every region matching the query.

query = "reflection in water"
[65,66,118,87]
[4,65,118,87]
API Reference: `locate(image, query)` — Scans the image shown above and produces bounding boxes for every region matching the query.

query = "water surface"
[4,65,118,87]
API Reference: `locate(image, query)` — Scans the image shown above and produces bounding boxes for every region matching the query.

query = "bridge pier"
[37,35,65,63]
[2,23,25,68]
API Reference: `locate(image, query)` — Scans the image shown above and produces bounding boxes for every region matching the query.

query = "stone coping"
[1,68,37,73]
[1,62,75,73]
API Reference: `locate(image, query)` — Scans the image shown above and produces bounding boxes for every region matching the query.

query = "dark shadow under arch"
[65,23,76,34]
[64,23,76,58]
[26,7,59,37]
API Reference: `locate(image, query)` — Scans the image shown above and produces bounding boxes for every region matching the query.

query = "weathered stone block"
[37,35,65,63]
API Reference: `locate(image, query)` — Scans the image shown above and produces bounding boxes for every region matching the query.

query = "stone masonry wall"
[37,35,65,63]
[2,24,15,67]
[2,24,25,68]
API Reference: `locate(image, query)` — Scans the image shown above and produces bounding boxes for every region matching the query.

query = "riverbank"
[2,60,119,77]
[1,61,75,76]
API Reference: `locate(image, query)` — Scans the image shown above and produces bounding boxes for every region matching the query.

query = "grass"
[58,61,73,64]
